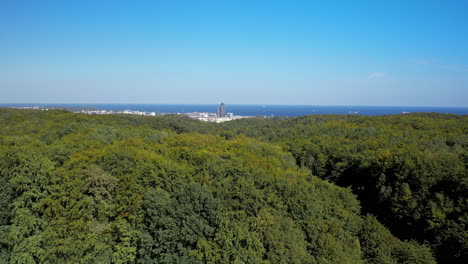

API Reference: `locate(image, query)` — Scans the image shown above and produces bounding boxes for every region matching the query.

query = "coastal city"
[10,103,254,123]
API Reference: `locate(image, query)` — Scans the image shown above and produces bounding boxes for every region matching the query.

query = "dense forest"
[0,108,465,264]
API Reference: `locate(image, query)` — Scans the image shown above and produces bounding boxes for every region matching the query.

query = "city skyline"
[1,1,468,107]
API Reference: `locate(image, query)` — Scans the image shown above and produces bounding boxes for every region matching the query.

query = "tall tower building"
[217,103,226,118]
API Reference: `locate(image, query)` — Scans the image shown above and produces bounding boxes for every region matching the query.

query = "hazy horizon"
[2,102,468,109]
[2,1,467,107]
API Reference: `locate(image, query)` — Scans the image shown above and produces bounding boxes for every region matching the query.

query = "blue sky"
[1,0,467,106]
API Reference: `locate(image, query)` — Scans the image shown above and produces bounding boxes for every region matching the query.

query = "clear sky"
[1,0,467,106]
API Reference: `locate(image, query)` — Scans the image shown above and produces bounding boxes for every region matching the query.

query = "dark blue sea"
[1,104,468,116]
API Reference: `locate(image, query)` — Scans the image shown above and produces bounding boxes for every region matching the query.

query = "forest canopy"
[0,108,465,263]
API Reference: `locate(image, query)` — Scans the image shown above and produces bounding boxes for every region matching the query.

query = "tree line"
[1,108,465,263]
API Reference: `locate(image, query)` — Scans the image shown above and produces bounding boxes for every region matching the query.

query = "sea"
[1,103,468,117]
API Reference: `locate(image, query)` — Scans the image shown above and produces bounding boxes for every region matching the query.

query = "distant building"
[217,103,226,118]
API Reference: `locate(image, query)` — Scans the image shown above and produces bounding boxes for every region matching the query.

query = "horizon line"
[1,103,468,108]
